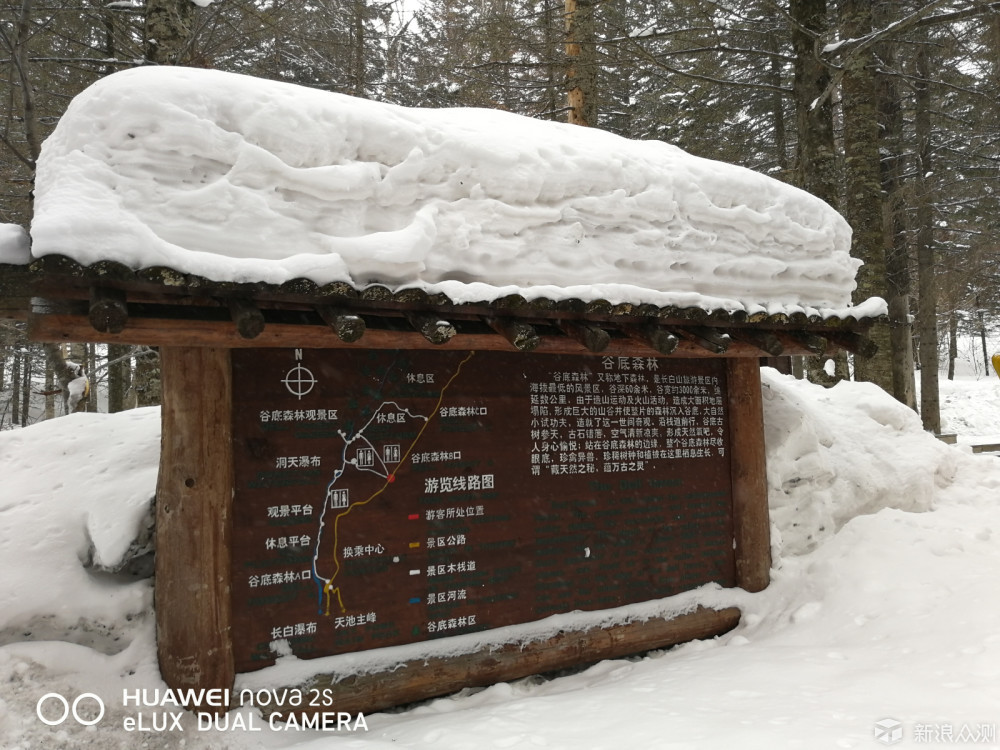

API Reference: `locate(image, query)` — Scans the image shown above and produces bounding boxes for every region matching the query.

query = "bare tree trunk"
[791,0,838,206]
[351,0,366,97]
[565,0,597,126]
[543,0,561,119]
[791,0,845,387]
[134,347,161,407]
[980,310,989,374]
[11,350,21,425]
[20,348,31,425]
[915,44,940,433]
[86,344,98,412]
[13,0,41,165]
[44,359,55,420]
[107,343,129,413]
[948,312,958,381]
[144,0,195,64]
[841,0,892,391]
[767,30,788,177]
[102,1,116,78]
[876,17,915,409]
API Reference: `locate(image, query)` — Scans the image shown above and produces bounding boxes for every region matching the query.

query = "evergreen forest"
[2,0,1000,432]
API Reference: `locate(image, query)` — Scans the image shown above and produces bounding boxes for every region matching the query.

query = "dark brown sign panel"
[231,349,735,672]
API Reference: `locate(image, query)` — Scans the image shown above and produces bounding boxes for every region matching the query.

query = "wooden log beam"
[624,322,679,355]
[779,331,828,356]
[259,606,740,718]
[89,286,128,334]
[406,311,457,345]
[156,347,235,711]
[726,358,770,593]
[487,317,541,351]
[316,305,365,343]
[28,313,831,358]
[557,319,611,352]
[826,330,878,358]
[226,298,265,339]
[677,326,731,354]
[729,328,783,357]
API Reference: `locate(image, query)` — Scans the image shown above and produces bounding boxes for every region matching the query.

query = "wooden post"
[726,358,771,592]
[155,346,235,710]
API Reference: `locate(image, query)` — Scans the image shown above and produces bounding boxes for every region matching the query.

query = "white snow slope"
[3,370,1000,749]
[30,67,884,319]
[0,223,30,264]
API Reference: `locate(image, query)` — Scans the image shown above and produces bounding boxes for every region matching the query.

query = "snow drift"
[30,67,881,318]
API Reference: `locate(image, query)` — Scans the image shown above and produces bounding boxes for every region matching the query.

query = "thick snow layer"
[31,67,884,319]
[3,371,1000,748]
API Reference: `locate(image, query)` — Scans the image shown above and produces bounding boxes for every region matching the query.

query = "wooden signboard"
[154,344,768,714]
[230,349,737,671]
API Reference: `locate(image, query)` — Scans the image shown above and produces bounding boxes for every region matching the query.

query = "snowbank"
[0,409,158,642]
[0,223,29,264]
[31,67,882,319]
[761,370,963,556]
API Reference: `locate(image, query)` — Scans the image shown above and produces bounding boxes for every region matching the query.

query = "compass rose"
[282,364,317,399]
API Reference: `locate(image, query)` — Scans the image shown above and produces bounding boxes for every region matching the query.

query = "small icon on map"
[327,488,349,509]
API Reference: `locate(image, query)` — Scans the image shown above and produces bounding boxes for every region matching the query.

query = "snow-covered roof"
[28,67,884,321]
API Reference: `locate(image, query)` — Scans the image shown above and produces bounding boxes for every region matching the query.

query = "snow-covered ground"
[2,368,1000,749]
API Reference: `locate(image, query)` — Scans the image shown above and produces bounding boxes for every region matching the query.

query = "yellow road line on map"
[325,352,476,614]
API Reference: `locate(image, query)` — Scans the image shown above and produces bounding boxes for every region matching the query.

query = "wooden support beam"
[406,311,457,345]
[155,347,235,711]
[261,606,740,717]
[729,328,783,357]
[726,358,770,593]
[678,326,731,354]
[826,330,878,358]
[487,317,541,351]
[624,322,679,355]
[88,286,128,334]
[557,319,610,352]
[28,312,819,358]
[779,331,828,356]
[316,305,365,343]
[227,298,265,340]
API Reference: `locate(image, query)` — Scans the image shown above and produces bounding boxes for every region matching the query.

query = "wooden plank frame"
[153,343,771,715]
[30,312,845,359]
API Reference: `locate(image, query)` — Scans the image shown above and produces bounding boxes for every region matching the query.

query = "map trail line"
[315,351,477,616]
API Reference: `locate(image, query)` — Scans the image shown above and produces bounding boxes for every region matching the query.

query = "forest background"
[2,0,999,433]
